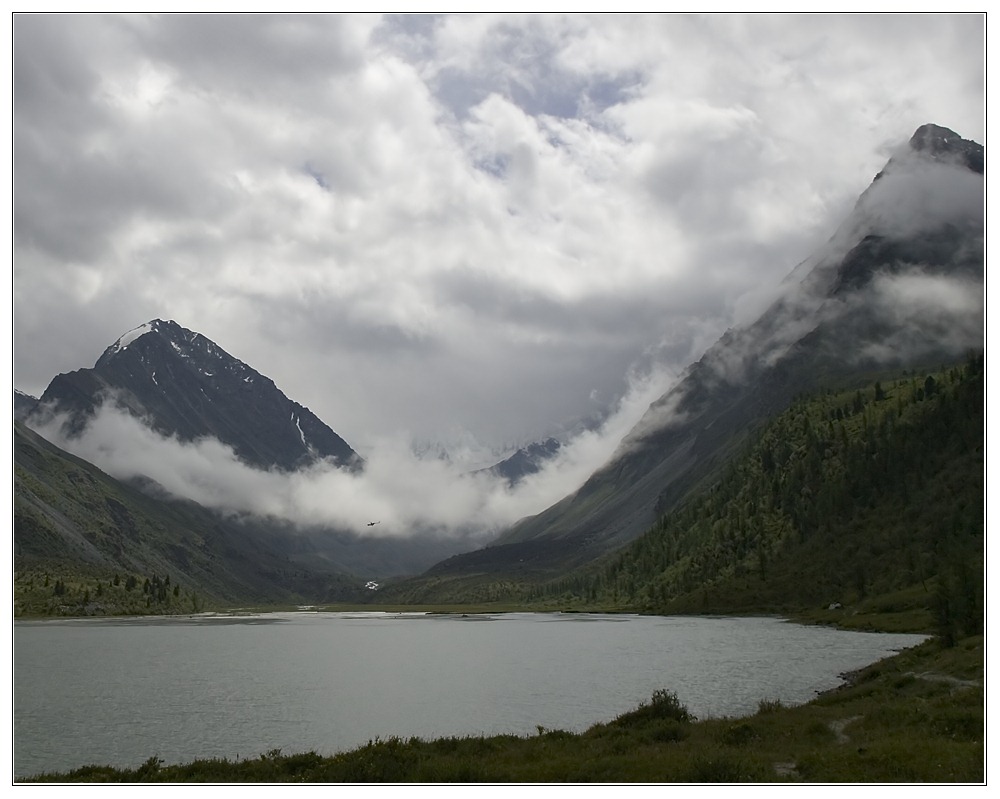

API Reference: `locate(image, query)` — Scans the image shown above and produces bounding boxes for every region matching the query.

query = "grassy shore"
[20,630,982,783]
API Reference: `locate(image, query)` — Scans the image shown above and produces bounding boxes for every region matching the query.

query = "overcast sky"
[13,14,985,465]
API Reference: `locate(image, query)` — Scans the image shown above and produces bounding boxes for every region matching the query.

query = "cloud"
[28,363,677,541]
[14,14,985,458]
[853,156,985,242]
[857,270,984,364]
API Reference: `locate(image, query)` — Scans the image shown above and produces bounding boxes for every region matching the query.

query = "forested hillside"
[386,355,983,631]
[545,354,983,634]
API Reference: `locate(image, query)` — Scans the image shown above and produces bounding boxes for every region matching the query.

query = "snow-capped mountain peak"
[34,320,362,473]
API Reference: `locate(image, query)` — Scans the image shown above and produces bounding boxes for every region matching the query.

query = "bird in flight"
[366,521,380,527]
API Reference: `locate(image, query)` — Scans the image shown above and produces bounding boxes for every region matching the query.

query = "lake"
[13,611,926,778]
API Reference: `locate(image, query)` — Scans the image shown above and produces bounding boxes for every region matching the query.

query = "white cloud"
[28,362,677,540]
[14,13,985,457]
[858,271,985,364]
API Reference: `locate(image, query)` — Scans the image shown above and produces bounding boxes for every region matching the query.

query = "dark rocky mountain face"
[479,437,562,486]
[431,124,984,577]
[14,389,38,422]
[30,319,361,472]
[885,123,983,176]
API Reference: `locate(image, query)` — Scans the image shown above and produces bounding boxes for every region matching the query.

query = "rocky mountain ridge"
[29,319,361,473]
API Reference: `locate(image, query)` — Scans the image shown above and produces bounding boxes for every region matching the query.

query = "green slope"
[13,421,366,614]
[547,354,984,630]
[382,354,983,626]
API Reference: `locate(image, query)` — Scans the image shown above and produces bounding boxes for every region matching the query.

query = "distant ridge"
[478,438,562,486]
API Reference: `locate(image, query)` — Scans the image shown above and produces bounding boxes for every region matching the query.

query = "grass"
[20,634,983,783]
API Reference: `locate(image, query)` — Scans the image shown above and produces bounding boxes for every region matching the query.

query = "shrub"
[756,698,783,715]
[612,689,695,728]
[649,689,695,722]
[135,756,162,781]
[720,722,760,747]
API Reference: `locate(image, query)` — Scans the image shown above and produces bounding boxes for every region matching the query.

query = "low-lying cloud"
[857,270,984,365]
[29,363,678,543]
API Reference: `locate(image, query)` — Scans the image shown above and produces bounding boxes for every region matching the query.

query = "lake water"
[13,612,926,778]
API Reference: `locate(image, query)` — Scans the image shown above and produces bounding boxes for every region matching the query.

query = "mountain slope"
[425,124,984,579]
[18,319,479,590]
[377,357,983,617]
[13,420,367,610]
[568,355,984,626]
[30,319,361,472]
[14,413,471,606]
[14,389,38,422]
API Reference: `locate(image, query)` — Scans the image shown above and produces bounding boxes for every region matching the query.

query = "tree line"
[535,353,983,639]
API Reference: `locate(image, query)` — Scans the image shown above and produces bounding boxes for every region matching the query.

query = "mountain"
[421,124,984,581]
[13,419,368,611]
[565,356,984,622]
[13,411,474,612]
[29,319,361,472]
[14,389,38,422]
[479,437,562,486]
[17,321,474,593]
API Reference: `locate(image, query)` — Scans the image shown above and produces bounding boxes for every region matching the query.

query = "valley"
[12,123,984,783]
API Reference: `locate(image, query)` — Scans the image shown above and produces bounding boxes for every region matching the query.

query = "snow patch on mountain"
[108,322,155,356]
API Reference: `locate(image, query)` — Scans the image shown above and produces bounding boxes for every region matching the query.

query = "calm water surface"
[13,612,926,778]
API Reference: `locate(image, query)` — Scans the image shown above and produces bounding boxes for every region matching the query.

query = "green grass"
[20,634,983,783]
[13,567,214,617]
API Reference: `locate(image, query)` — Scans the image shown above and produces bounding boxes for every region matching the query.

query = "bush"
[650,689,695,721]
[720,722,760,747]
[612,689,694,728]
[756,698,783,715]
[135,756,162,781]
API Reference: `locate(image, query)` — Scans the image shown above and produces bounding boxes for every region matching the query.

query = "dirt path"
[773,714,862,779]
[907,671,980,689]
[773,669,980,780]
[828,714,862,744]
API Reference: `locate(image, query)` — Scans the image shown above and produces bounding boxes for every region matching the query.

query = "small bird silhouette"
[366,521,380,527]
